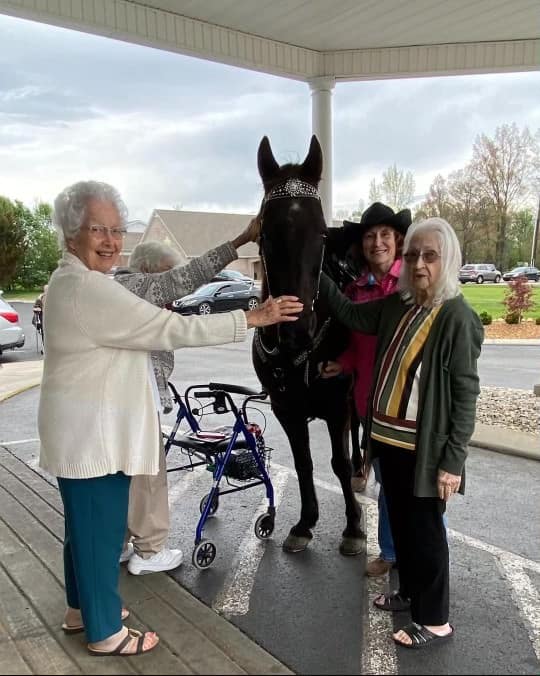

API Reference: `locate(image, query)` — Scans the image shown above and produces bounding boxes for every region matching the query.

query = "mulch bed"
[484,321,540,339]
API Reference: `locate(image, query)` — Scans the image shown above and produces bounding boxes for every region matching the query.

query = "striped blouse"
[370,303,442,451]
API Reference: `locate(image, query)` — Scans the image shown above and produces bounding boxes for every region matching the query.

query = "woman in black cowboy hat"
[323,202,411,577]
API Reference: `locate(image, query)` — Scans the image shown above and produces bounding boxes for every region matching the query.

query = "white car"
[0,295,25,355]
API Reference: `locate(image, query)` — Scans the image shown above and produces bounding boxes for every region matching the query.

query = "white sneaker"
[119,541,134,564]
[127,548,184,575]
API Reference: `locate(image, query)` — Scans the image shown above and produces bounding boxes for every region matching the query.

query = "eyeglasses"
[403,250,441,264]
[85,224,127,240]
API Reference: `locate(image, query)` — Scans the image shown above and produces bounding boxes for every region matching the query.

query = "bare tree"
[471,123,536,269]
[421,174,452,220]
[447,167,488,264]
[368,178,382,205]
[369,165,415,211]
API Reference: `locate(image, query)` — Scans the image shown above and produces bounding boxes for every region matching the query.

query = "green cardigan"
[320,274,484,497]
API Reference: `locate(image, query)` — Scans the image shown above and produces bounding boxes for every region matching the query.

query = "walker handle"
[209,382,261,396]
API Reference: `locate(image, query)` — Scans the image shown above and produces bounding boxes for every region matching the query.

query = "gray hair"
[399,217,462,304]
[53,180,128,245]
[129,240,182,273]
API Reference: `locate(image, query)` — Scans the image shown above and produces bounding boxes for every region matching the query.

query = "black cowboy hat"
[343,202,412,240]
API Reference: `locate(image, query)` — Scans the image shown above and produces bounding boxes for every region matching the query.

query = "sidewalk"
[0,361,293,675]
[0,446,292,675]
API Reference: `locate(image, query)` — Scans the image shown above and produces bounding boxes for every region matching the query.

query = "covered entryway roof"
[1,0,538,221]
[1,0,537,80]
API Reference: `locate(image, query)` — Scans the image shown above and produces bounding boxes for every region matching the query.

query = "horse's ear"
[301,135,323,182]
[257,136,280,183]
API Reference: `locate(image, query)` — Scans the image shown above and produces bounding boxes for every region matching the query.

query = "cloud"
[0,13,539,221]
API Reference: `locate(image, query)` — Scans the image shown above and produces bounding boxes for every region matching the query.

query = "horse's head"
[257,135,327,355]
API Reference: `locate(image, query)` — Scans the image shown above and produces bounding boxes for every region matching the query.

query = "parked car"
[459,263,501,284]
[172,281,261,315]
[502,266,540,282]
[211,269,254,284]
[0,295,25,355]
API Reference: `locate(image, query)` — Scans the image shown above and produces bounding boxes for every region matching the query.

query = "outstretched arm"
[319,274,382,334]
[115,215,261,307]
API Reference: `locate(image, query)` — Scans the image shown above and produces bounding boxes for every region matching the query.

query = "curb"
[0,380,41,403]
[471,436,540,461]
[483,339,540,345]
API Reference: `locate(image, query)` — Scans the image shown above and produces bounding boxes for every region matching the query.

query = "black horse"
[252,135,365,555]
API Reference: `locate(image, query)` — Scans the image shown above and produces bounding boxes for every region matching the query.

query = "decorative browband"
[265,178,320,202]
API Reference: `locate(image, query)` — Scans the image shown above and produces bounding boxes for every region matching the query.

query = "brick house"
[138,209,262,280]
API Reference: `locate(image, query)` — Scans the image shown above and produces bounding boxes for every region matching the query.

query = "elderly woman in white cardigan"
[38,180,302,657]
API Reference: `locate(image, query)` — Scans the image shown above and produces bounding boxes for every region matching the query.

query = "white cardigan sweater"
[38,253,247,479]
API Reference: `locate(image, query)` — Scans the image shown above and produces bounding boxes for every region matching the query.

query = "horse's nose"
[278,316,313,354]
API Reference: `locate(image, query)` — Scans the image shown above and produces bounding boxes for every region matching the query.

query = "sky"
[1,12,539,223]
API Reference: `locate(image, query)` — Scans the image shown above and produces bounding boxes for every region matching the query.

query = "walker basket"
[223,427,270,481]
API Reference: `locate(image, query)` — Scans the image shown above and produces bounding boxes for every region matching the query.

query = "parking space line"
[0,438,39,445]
[213,467,289,616]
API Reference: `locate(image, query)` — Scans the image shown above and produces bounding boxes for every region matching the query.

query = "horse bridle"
[255,178,329,388]
[259,178,326,312]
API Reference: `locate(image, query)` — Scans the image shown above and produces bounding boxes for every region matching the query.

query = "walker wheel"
[199,492,219,516]
[192,540,217,569]
[254,513,275,540]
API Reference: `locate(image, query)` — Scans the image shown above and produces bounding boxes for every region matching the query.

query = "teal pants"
[57,472,131,643]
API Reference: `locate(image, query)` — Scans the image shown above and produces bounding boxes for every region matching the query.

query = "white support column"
[309,76,335,227]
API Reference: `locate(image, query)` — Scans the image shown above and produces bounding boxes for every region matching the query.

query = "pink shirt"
[337,258,401,418]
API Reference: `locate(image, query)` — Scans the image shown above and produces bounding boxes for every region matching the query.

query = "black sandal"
[393,622,454,649]
[373,591,411,612]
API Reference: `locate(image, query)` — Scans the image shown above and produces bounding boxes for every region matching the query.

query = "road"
[1,302,539,674]
[5,302,540,391]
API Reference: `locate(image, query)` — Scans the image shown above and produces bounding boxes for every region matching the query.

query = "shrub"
[505,312,519,324]
[503,275,535,323]
[479,311,492,325]
[536,317,540,325]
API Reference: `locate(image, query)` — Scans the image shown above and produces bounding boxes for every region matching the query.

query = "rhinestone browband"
[265,178,320,202]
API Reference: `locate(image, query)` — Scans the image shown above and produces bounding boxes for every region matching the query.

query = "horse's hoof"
[339,536,365,556]
[351,476,367,493]
[283,534,312,553]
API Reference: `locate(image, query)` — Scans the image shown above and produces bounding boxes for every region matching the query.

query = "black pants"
[374,439,449,626]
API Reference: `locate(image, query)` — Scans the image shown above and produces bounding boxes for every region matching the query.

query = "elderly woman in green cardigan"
[320,217,483,649]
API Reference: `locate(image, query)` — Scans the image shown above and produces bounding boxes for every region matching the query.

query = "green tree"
[13,201,61,288]
[0,196,26,289]
[507,209,534,267]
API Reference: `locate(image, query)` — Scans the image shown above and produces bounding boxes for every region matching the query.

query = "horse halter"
[259,178,326,311]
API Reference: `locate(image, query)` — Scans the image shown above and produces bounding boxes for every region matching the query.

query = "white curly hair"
[129,241,182,273]
[53,180,128,246]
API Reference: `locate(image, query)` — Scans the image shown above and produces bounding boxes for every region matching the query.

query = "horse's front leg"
[275,412,318,553]
[326,413,366,556]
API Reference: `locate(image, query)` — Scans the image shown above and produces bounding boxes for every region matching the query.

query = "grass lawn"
[1,289,42,302]
[461,283,540,319]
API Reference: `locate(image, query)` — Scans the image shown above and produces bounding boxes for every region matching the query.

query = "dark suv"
[459,263,501,284]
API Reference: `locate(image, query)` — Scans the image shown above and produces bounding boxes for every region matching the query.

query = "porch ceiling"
[0,0,538,80]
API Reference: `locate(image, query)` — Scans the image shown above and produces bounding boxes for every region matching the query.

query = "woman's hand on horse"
[319,360,343,378]
[232,214,262,248]
[245,296,303,328]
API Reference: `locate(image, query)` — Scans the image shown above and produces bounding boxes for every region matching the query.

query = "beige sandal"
[88,628,159,656]
[62,607,130,635]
